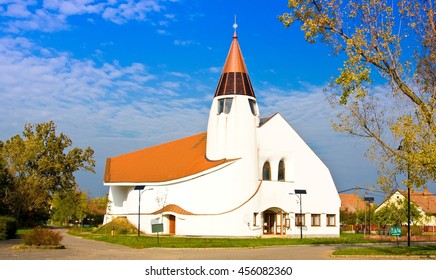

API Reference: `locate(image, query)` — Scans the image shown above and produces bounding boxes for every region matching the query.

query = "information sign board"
[152,223,164,233]
[389,226,402,237]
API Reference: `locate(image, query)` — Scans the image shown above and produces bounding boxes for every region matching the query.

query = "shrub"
[0,216,17,240]
[22,227,63,246]
[411,225,423,236]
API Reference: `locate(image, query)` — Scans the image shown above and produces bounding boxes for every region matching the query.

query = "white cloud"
[102,0,163,24]
[0,0,172,32]
[3,3,32,18]
[173,39,197,46]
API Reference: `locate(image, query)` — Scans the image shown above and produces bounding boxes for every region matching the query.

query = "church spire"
[214,20,255,98]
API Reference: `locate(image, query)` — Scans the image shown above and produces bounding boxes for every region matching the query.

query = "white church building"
[103,27,341,237]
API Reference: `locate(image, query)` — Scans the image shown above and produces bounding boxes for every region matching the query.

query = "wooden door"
[169,215,176,234]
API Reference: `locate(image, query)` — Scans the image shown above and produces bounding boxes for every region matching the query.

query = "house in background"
[339,193,367,232]
[339,193,366,213]
[103,26,341,237]
[375,187,436,233]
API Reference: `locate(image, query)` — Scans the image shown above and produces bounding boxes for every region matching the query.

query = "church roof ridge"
[104,132,233,183]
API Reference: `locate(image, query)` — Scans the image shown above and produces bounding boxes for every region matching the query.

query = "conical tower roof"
[214,27,255,98]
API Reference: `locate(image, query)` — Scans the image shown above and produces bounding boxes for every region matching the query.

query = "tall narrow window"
[262,162,271,181]
[248,99,257,116]
[278,160,285,181]
[224,98,233,114]
[253,212,258,227]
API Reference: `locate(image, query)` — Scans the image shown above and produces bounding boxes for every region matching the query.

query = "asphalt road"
[0,228,433,260]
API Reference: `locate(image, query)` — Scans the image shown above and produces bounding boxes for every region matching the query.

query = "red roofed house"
[103,26,341,237]
[339,194,366,213]
[375,188,436,228]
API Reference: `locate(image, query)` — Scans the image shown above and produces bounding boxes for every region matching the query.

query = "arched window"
[262,162,271,181]
[278,160,285,181]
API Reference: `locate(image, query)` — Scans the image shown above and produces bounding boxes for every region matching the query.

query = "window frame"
[217,97,233,115]
[278,160,285,181]
[248,99,257,116]
[311,214,321,226]
[326,214,336,226]
[262,161,271,181]
[295,213,305,226]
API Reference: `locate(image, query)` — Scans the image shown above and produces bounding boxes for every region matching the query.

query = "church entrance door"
[263,211,275,234]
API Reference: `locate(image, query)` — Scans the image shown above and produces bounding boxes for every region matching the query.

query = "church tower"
[206,23,260,163]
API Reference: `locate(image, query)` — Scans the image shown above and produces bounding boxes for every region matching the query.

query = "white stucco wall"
[257,113,341,237]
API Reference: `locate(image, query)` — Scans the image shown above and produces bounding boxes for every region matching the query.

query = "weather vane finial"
[233,15,238,31]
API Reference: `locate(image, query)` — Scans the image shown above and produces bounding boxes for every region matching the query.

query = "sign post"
[389,226,402,247]
[151,223,164,244]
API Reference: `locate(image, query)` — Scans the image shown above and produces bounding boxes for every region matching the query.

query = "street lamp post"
[290,189,307,239]
[364,197,374,235]
[398,140,411,247]
[134,185,154,237]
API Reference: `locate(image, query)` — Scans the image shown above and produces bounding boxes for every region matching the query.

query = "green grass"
[67,230,383,249]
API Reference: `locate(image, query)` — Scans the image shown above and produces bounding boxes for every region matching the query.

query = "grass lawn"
[67,229,385,249]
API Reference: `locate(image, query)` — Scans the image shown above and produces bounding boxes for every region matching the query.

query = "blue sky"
[0,0,399,202]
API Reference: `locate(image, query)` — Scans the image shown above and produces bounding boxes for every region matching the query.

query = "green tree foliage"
[51,190,87,226]
[279,0,436,192]
[51,191,108,227]
[0,121,95,226]
[340,208,357,226]
[374,198,421,227]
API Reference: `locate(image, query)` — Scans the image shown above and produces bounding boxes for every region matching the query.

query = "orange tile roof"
[104,132,234,183]
[151,204,193,215]
[339,194,366,212]
[398,189,436,213]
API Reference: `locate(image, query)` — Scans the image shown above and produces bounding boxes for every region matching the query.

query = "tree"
[0,121,95,226]
[0,144,15,216]
[374,198,420,227]
[85,196,109,225]
[279,0,436,193]
[51,189,87,226]
[51,191,108,227]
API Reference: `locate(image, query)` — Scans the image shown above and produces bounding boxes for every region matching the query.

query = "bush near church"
[22,227,63,246]
[0,216,17,240]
